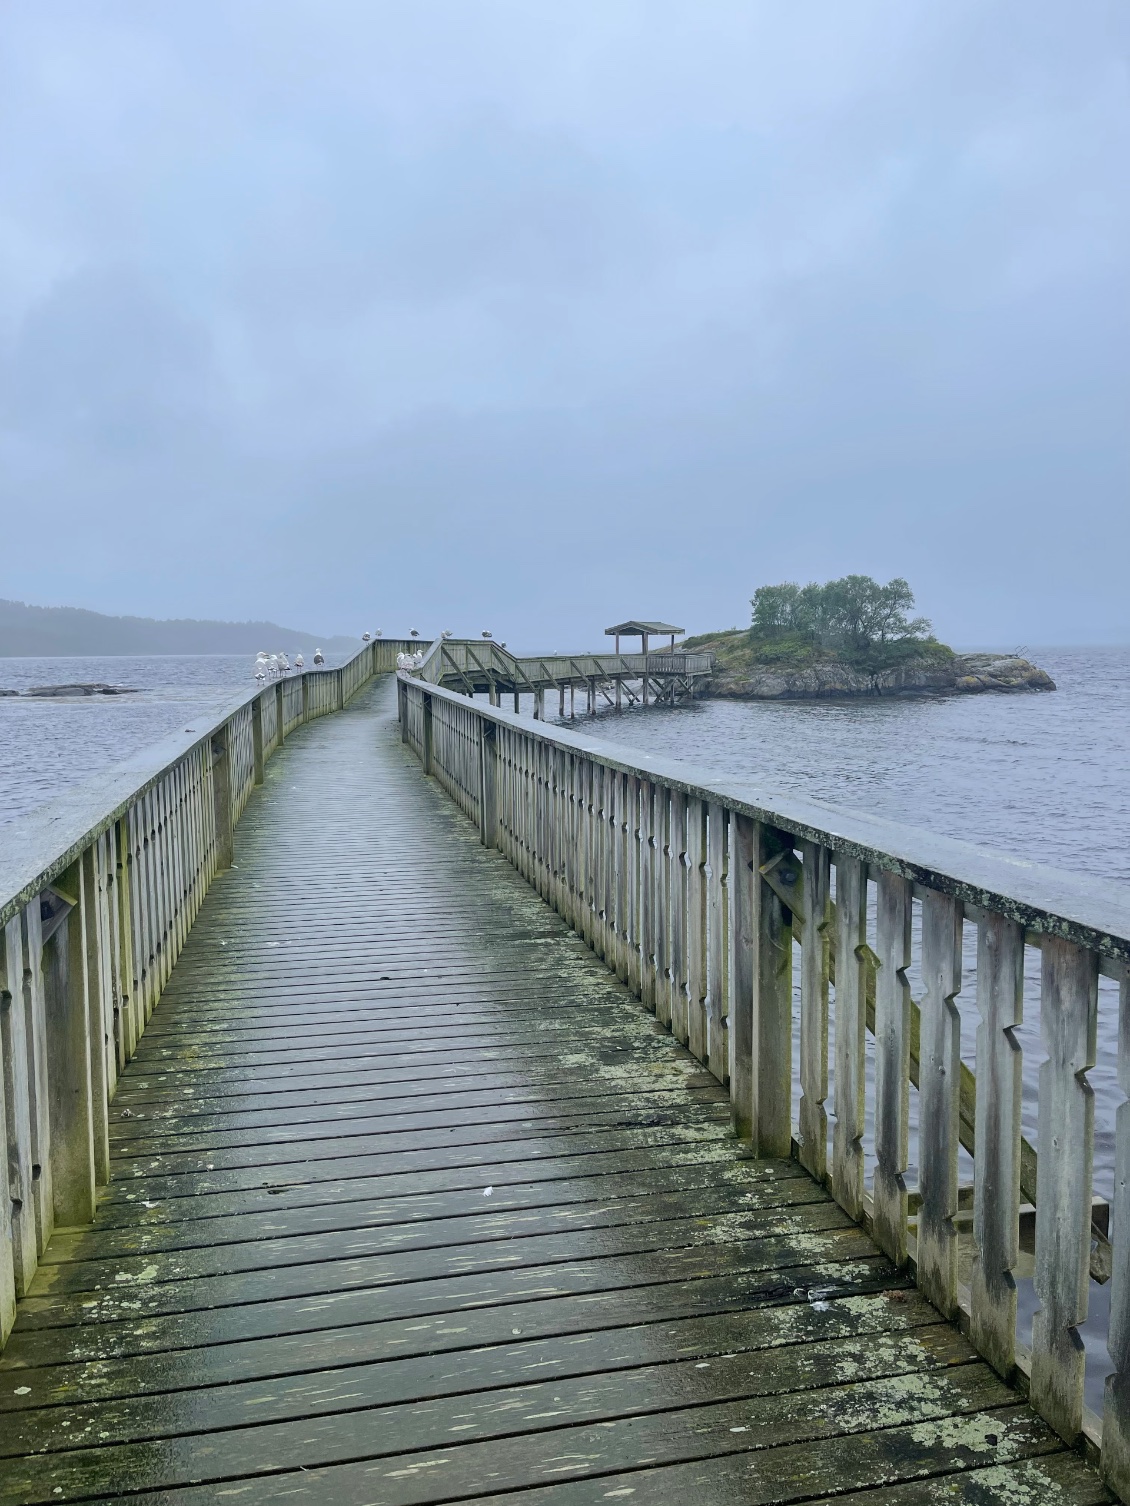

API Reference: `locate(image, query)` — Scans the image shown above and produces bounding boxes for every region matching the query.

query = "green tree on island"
[751,574,933,652]
[683,574,949,674]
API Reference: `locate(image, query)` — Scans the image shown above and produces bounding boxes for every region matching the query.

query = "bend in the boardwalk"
[0,680,1110,1504]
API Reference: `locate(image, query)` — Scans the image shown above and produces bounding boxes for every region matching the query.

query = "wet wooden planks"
[0,680,1110,1504]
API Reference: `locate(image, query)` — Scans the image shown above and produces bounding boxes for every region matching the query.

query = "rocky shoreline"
[706,652,1055,701]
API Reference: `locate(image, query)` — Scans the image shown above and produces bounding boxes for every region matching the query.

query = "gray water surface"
[0,652,353,828]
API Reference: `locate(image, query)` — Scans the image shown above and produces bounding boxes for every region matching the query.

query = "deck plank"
[0,679,1108,1504]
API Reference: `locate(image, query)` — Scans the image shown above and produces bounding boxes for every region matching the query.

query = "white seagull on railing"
[294,653,304,670]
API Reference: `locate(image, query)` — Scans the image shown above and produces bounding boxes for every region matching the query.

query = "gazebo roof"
[604,620,684,636]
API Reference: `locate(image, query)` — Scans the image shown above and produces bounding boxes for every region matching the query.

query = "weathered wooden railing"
[0,638,414,1345]
[399,672,1130,1496]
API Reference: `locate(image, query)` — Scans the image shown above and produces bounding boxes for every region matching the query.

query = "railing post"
[0,916,35,1311]
[301,674,310,724]
[753,825,793,1159]
[275,681,286,742]
[82,844,111,1188]
[20,902,52,1254]
[917,890,963,1317]
[873,870,913,1265]
[729,813,756,1140]
[422,693,434,775]
[251,695,265,785]
[797,839,831,1181]
[43,861,96,1227]
[398,677,409,741]
[479,722,497,848]
[0,967,13,1339]
[705,803,729,1083]
[1031,937,1098,1442]
[832,855,868,1221]
[1103,968,1130,1497]
[211,729,233,872]
[114,816,138,1061]
[970,912,1025,1377]
[335,668,344,710]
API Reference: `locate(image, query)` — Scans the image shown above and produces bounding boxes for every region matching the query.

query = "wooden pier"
[410,636,714,716]
[0,644,1126,1503]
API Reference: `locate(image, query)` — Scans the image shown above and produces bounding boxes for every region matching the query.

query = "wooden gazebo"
[605,619,684,654]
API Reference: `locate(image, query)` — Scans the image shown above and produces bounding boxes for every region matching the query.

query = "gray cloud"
[1,0,1127,645]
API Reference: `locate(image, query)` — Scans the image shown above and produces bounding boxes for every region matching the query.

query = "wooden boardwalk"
[0,680,1109,1505]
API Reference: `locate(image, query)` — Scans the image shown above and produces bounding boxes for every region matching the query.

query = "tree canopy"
[750,575,932,651]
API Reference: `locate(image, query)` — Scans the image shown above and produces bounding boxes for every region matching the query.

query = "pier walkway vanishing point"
[0,645,1126,1504]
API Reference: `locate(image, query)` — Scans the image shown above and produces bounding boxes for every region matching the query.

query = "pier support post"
[489,683,500,707]
[513,690,520,713]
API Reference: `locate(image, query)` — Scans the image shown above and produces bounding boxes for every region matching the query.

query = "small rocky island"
[684,576,1055,701]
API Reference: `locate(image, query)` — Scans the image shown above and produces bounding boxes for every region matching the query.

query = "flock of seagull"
[254,628,504,682]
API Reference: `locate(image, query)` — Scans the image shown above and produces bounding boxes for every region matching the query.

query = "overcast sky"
[1,2,1126,648]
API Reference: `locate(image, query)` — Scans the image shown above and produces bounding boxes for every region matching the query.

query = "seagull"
[362,632,371,642]
[410,629,420,638]
[375,630,382,638]
[278,652,290,674]
[482,630,492,639]
[294,654,305,669]
[254,650,270,682]
[313,649,325,666]
[442,630,453,639]
[268,653,280,679]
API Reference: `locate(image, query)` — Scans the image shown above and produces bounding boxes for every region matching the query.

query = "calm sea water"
[0,652,352,828]
[3,645,1127,1402]
[545,646,1130,884]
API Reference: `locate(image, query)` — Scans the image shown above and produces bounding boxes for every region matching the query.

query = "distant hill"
[0,599,361,657]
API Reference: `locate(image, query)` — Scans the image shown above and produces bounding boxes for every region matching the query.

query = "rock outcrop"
[21,683,141,697]
[707,654,1054,701]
